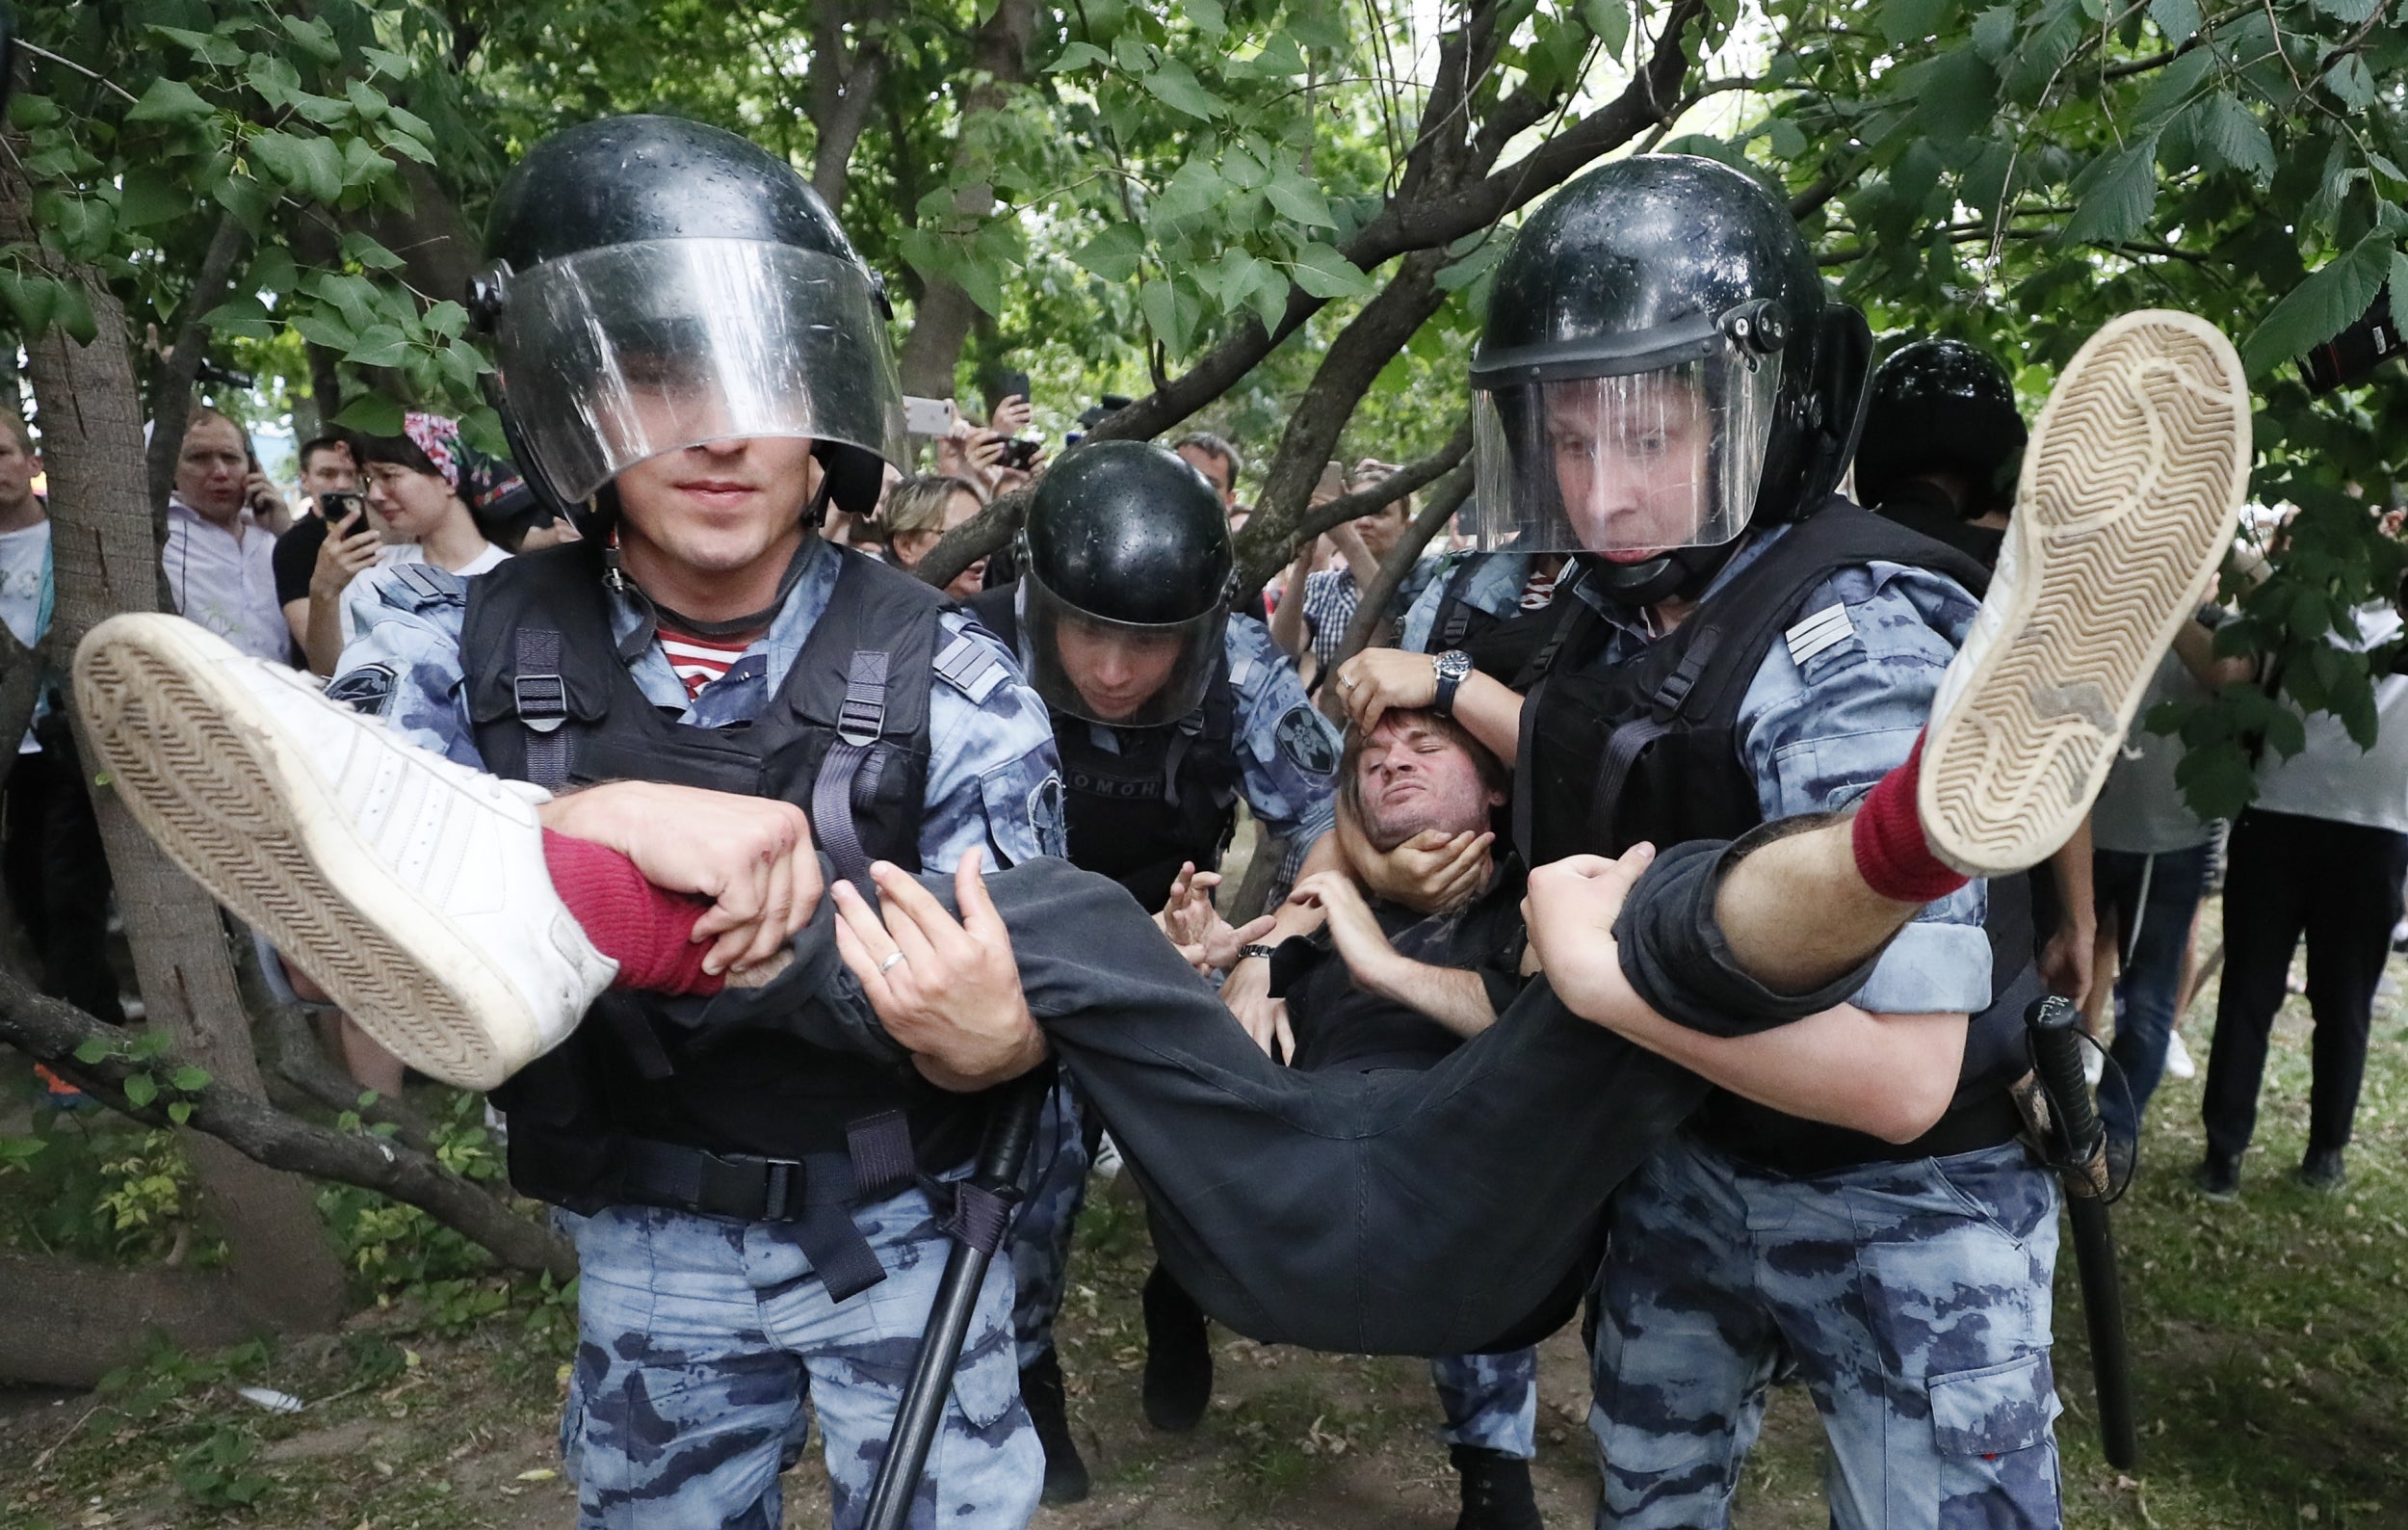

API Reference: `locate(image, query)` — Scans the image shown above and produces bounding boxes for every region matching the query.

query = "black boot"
[2298,1145,2346,1190]
[2194,1149,2241,1200]
[1451,1444,1543,1530]
[1019,1347,1090,1505]
[1140,1262,1213,1433]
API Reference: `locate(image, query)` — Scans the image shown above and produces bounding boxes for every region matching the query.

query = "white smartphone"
[903,396,957,436]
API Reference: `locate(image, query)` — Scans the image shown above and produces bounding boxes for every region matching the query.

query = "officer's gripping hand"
[537,781,822,978]
[830,855,1049,1092]
[1287,870,1398,990]
[1330,647,1437,735]
[1522,845,1658,1029]
[1338,809,1493,914]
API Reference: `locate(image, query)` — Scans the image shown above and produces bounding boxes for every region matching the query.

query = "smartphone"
[1001,437,1041,470]
[986,367,1032,412]
[903,396,957,436]
[1318,461,1348,501]
[318,489,365,527]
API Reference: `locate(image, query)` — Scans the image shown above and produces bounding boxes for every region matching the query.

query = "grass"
[4,907,2406,1527]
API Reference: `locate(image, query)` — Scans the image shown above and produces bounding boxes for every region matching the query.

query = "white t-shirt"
[2254,605,2408,834]
[338,542,510,647]
[0,520,49,753]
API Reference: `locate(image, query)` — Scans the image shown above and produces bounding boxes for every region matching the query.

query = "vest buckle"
[514,673,569,734]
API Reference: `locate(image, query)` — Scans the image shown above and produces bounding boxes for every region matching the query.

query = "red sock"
[1849,733,1970,904]
[541,831,724,996]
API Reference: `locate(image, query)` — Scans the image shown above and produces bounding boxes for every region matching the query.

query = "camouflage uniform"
[1432,1348,1539,1459]
[1006,614,1339,1367]
[1573,527,2061,1529]
[334,535,1062,1530]
[1397,548,1548,654]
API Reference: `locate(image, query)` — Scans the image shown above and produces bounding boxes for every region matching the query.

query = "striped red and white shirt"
[657,625,752,699]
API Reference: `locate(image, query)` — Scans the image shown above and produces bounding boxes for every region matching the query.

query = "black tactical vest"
[459,541,977,1210]
[971,583,1242,911]
[1515,503,2048,1171]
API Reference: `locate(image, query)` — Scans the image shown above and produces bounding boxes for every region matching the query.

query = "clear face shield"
[1469,308,1787,559]
[493,239,907,504]
[1016,568,1227,728]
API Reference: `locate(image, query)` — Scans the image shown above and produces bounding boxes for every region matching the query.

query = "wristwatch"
[1238,942,1280,963]
[1431,649,1474,718]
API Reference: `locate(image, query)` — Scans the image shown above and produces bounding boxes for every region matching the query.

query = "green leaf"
[1880,0,1954,43]
[246,129,309,189]
[200,294,273,341]
[335,394,406,434]
[124,76,214,125]
[2239,229,2394,375]
[170,1066,212,1093]
[118,168,188,228]
[1287,242,1372,300]
[149,24,249,66]
[1230,35,1308,77]
[2393,251,2408,318]
[278,13,343,63]
[340,231,406,272]
[2148,0,2201,40]
[1139,277,1187,351]
[1265,168,1336,228]
[346,80,389,122]
[362,45,412,78]
[123,1072,158,1108]
[1583,0,1633,60]
[1140,59,1222,120]
[1046,40,1109,71]
[1766,119,1808,159]
[168,1101,194,1125]
[422,301,468,339]
[211,174,274,232]
[348,323,412,368]
[8,92,61,129]
[299,136,347,203]
[1186,0,1229,36]
[1287,1,1351,51]
[2062,140,2160,244]
[73,1034,114,1066]
[1072,224,1146,281]
[2326,54,2377,113]
[2311,0,2379,19]
[2195,91,2275,182]
[1908,48,1997,144]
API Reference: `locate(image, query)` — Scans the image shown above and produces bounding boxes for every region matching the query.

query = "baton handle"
[861,1067,1052,1530]
[2027,995,2103,1164]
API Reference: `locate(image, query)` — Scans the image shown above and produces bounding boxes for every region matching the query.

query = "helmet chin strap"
[603,476,836,654]
[1579,535,1745,612]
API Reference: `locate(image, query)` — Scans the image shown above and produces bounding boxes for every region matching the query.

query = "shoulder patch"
[378,562,467,614]
[932,629,1008,705]
[1273,703,1340,776]
[1784,602,1854,668]
[324,663,396,717]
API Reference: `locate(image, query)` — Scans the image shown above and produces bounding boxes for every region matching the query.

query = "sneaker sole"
[73,615,539,1090]
[1920,310,2251,876]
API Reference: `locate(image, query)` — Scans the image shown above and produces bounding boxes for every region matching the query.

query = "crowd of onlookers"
[3,390,2406,1202]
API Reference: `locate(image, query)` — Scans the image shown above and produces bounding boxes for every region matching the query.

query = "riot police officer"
[1335,155,2066,1528]
[967,438,1343,1501]
[1856,337,2028,567]
[325,116,1060,1528]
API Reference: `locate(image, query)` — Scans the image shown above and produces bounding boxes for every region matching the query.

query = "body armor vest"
[460,541,975,1211]
[1515,503,2047,1170]
[972,584,1242,911]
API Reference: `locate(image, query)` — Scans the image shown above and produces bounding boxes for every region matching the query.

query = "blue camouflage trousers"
[1008,1071,1091,1368]
[561,1184,1042,1530]
[1589,1135,2061,1530]
[1433,1347,1539,1458]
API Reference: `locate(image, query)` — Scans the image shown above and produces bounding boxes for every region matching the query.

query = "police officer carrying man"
[967,438,1343,1501]
[326,117,1060,1528]
[1335,155,2072,1527]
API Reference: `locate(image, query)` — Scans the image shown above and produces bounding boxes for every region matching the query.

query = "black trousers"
[2202,808,2408,1158]
[1,723,124,1025]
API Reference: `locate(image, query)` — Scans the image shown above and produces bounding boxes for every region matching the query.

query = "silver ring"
[877,951,907,974]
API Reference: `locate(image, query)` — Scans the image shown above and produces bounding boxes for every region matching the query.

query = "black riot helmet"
[1011,440,1234,726]
[468,115,905,526]
[1854,338,2028,518]
[1467,155,1871,607]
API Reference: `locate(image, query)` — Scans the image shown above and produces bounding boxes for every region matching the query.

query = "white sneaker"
[1921,310,2252,876]
[73,614,615,1090]
[2162,1029,2197,1081]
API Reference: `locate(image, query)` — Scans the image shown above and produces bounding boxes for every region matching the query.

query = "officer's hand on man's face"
[1339,809,1492,912]
[537,782,822,977]
[1522,844,1658,1029]
[830,856,1049,1091]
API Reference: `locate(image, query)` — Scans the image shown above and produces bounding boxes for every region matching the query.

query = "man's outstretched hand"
[830,855,1049,1092]
[539,781,822,978]
[1522,844,1658,1028]
[1157,861,1277,973]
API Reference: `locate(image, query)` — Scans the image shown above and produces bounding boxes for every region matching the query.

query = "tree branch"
[915,482,1034,593]
[0,968,575,1280]
[143,208,249,521]
[1236,419,1473,602]
[1321,460,1476,699]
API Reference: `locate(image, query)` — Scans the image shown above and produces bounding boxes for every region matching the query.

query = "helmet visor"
[1017,568,1226,728]
[495,239,907,504]
[1470,342,1782,557]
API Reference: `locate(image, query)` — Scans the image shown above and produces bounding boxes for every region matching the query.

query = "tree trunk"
[808,0,894,214]
[0,1253,261,1387]
[1,169,352,1335]
[894,0,1036,400]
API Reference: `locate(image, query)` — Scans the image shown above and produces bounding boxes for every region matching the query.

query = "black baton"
[2026,995,2139,1470]
[862,1067,1051,1530]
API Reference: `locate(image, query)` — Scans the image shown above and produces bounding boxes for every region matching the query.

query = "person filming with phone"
[163,407,289,664]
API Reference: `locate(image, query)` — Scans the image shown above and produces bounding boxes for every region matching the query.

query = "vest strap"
[512,629,572,790]
[813,651,892,897]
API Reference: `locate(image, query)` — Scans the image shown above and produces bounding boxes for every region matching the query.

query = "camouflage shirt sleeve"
[1223,615,1340,879]
[920,610,1067,873]
[324,564,483,768]
[1736,561,1994,1016]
